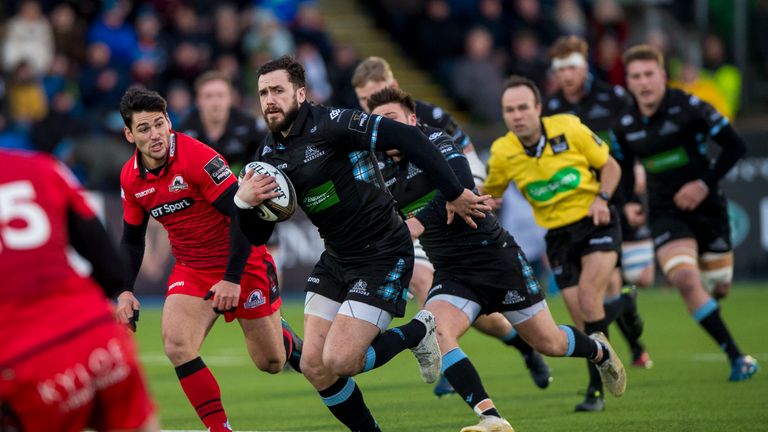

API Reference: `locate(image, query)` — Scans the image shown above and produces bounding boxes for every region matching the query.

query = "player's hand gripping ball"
[239,161,296,222]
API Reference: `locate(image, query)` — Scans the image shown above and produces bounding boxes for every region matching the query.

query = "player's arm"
[609,130,645,227]
[117,215,148,329]
[576,123,622,225]
[483,139,512,208]
[234,170,279,246]
[212,183,253,285]
[701,118,747,191]
[329,110,491,227]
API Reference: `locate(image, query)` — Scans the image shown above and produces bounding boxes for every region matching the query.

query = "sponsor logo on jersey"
[330,109,342,121]
[168,281,185,291]
[587,104,611,119]
[406,163,423,180]
[668,106,682,115]
[168,175,189,192]
[302,180,340,213]
[525,167,581,202]
[428,131,442,141]
[262,145,273,155]
[348,112,370,133]
[349,279,369,296]
[621,114,634,126]
[626,130,647,141]
[203,155,232,185]
[641,146,689,173]
[432,107,444,120]
[503,290,525,305]
[548,134,570,154]
[658,120,680,136]
[244,289,266,309]
[150,197,195,218]
[134,187,156,198]
[277,163,288,170]
[303,145,325,163]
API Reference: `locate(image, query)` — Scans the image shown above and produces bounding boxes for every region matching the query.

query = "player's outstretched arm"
[234,171,278,246]
[117,217,149,330]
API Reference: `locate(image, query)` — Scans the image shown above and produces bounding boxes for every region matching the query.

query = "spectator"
[30,89,87,172]
[210,3,246,62]
[452,27,504,122]
[160,41,208,92]
[244,9,295,58]
[327,43,361,109]
[79,43,129,123]
[588,0,627,50]
[702,33,742,118]
[165,81,193,125]
[133,7,169,88]
[49,3,88,65]
[2,0,54,76]
[7,61,48,125]
[554,0,587,38]
[506,30,549,91]
[472,0,509,51]
[297,42,332,104]
[670,62,732,120]
[292,2,333,62]
[415,0,465,68]
[509,0,559,48]
[593,32,625,86]
[87,2,139,68]
[0,112,32,150]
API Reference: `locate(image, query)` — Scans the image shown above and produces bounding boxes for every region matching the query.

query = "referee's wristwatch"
[596,191,611,201]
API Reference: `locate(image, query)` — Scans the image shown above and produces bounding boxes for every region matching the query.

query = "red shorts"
[0,316,155,432]
[166,254,282,322]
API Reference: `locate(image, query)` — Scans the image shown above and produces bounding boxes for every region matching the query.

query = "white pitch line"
[162,430,316,432]
[690,353,768,362]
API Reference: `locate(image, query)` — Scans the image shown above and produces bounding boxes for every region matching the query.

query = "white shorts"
[413,239,434,271]
[304,292,393,332]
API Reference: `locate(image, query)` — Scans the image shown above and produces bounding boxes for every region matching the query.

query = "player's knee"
[635,267,655,288]
[300,353,326,382]
[660,251,699,291]
[323,350,361,377]
[530,332,562,357]
[252,353,285,374]
[162,338,195,365]
[699,252,733,297]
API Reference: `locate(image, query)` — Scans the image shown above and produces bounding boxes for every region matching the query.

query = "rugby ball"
[239,161,296,222]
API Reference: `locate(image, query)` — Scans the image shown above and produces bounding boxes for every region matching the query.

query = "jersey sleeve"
[321,108,382,152]
[119,169,147,225]
[572,121,610,169]
[483,139,511,198]
[687,94,730,138]
[188,140,238,204]
[52,159,97,220]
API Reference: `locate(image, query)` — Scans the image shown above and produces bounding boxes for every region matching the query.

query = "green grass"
[136,284,767,432]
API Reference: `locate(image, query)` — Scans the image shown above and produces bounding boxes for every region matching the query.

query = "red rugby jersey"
[120,132,264,269]
[0,149,111,356]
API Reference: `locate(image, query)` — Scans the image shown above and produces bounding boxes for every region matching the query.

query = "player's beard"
[265,98,300,133]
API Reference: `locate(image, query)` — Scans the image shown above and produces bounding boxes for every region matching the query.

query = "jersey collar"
[134,132,178,178]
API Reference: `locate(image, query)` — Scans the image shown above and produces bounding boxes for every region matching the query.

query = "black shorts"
[545,207,622,289]
[305,224,414,317]
[649,199,732,253]
[620,215,652,242]
[426,242,545,316]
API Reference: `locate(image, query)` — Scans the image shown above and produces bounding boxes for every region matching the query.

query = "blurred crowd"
[1,0,765,192]
[0,0,360,191]
[366,0,752,124]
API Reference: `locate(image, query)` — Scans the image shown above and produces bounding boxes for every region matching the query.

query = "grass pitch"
[136,284,767,432]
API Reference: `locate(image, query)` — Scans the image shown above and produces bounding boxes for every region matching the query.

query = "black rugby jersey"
[543,78,631,145]
[415,99,472,150]
[612,88,744,211]
[254,102,464,255]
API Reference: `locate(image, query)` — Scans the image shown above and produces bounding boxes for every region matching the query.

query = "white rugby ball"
[239,161,296,222]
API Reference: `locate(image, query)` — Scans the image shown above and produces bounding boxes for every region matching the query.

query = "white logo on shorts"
[589,236,613,245]
[168,281,185,291]
[244,290,266,309]
[307,276,320,284]
[350,279,369,296]
[503,291,525,305]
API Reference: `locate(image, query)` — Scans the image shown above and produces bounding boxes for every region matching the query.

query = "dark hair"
[366,87,416,114]
[502,75,542,105]
[256,55,306,89]
[120,86,167,128]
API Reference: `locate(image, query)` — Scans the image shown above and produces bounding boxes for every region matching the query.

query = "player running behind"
[613,44,758,381]
[544,35,653,370]
[235,55,490,432]
[114,87,301,432]
[367,86,627,432]
[485,75,625,412]
[352,56,552,396]
[0,148,158,431]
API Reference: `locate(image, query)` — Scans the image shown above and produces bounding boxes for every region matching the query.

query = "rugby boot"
[411,310,441,383]
[590,332,627,397]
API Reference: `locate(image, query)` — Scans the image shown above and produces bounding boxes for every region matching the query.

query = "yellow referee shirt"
[485,114,609,229]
